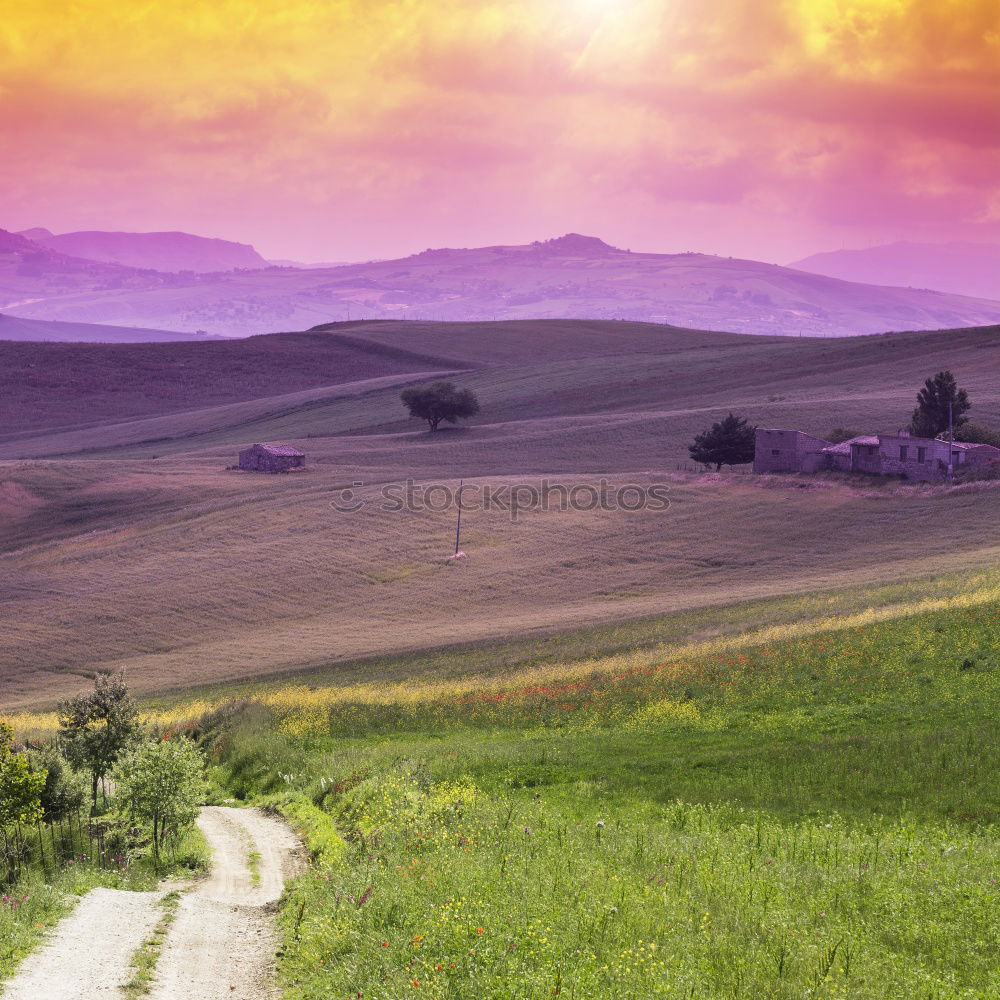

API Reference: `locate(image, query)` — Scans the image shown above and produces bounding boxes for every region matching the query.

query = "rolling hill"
[28,229,270,274]
[0,325,467,434]
[790,241,1000,301]
[0,313,210,344]
[6,230,1000,338]
[2,319,999,708]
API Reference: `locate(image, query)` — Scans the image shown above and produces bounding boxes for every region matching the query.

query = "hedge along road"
[2,806,302,1000]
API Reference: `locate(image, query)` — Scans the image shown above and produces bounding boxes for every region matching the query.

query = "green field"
[187,583,1000,1000]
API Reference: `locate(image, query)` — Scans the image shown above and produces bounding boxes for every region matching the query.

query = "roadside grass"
[247,849,262,887]
[205,596,999,999]
[120,889,183,1000]
[0,824,207,987]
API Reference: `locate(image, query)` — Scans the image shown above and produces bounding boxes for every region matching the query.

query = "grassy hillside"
[0,313,206,344]
[2,458,999,708]
[0,326,466,434]
[2,319,999,707]
[4,320,999,459]
[93,586,1000,999]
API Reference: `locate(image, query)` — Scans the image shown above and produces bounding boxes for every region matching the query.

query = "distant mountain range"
[790,242,1000,302]
[15,227,268,273]
[4,228,1000,339]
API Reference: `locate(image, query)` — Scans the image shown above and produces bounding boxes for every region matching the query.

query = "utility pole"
[453,479,464,556]
[947,400,954,482]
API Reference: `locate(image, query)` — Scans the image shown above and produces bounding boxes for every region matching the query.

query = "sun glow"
[573,0,627,13]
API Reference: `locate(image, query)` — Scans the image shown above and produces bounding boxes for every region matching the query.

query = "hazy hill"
[790,242,1000,301]
[6,231,1000,338]
[0,313,210,344]
[15,227,54,242]
[1,227,172,305]
[0,228,239,338]
[2,319,999,706]
[31,229,270,274]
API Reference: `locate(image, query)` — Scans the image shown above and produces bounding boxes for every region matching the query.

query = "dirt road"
[1,806,301,1000]
[149,806,301,1000]
[2,887,164,999]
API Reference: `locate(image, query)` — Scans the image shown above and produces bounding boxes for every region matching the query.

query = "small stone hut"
[237,442,305,473]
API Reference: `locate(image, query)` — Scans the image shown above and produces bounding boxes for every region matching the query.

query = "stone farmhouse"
[237,442,306,473]
[754,428,1000,481]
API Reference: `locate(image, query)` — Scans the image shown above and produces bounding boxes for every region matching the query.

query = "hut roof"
[252,442,304,457]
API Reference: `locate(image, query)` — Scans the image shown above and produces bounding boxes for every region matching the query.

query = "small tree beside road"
[58,670,140,810]
[689,413,756,471]
[113,737,205,866]
[401,381,480,431]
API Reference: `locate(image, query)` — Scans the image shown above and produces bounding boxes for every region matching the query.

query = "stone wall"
[754,429,831,474]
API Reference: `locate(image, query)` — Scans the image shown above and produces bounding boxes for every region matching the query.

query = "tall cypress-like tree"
[910,371,970,438]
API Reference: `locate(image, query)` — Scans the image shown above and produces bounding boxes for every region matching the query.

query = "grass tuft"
[120,889,183,999]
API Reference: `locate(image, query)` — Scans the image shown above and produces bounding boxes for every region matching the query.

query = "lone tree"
[58,670,140,810]
[910,371,970,438]
[689,413,756,471]
[401,380,480,432]
[113,737,205,866]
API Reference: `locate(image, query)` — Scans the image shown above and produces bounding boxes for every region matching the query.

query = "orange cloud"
[3,0,998,261]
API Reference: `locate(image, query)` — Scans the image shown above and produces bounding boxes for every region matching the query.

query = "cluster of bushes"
[1,672,206,885]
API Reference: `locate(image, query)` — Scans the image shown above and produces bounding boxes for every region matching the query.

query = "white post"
[947,400,954,482]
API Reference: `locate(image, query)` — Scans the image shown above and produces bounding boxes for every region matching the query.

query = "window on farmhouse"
[917,447,926,462]
[771,449,780,456]
[900,446,908,460]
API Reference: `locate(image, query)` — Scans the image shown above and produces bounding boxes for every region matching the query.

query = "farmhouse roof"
[251,442,304,457]
[820,435,878,455]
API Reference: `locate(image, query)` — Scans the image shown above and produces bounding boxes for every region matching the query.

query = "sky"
[2,0,999,263]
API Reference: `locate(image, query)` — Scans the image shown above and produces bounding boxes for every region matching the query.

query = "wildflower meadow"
[194,595,999,999]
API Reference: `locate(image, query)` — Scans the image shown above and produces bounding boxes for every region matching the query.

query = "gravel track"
[2,887,164,999]
[149,806,301,1000]
[2,806,301,1000]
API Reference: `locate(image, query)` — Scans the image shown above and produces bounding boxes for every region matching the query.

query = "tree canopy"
[910,371,970,438]
[689,413,756,471]
[401,381,480,431]
[58,670,140,808]
[826,427,860,445]
[0,722,45,831]
[113,737,205,864]
[955,422,1000,449]
[30,743,86,822]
